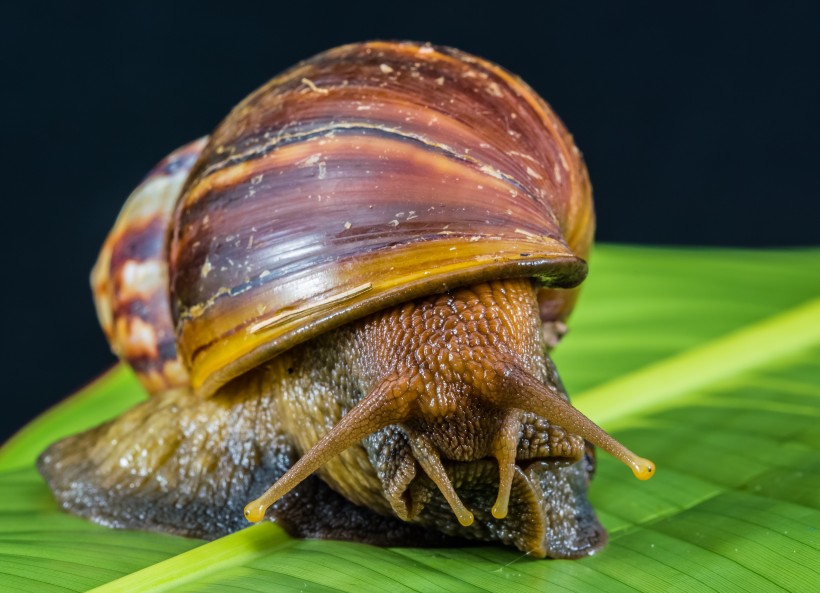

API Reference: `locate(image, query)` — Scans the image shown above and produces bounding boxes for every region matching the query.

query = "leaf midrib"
[86,523,292,593]
[574,297,820,425]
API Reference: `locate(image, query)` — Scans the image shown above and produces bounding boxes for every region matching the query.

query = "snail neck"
[350,278,549,455]
[357,278,545,381]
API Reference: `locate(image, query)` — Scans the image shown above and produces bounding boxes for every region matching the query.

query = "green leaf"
[2,245,819,592]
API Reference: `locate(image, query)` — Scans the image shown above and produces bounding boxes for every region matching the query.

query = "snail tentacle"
[244,372,419,522]
[405,428,475,527]
[489,409,524,519]
[478,361,655,481]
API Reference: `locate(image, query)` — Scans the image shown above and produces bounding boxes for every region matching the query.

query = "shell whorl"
[91,138,206,394]
[169,41,594,398]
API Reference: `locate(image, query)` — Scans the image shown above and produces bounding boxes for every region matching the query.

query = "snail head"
[244,280,653,548]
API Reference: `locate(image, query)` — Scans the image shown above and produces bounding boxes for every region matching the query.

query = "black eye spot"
[287,367,294,374]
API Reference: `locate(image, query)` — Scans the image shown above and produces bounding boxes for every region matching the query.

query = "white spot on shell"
[344,221,352,229]
[514,228,541,240]
[117,260,163,301]
[559,152,570,171]
[201,258,213,279]
[121,316,159,358]
[318,161,327,179]
[479,164,504,180]
[379,63,394,74]
[435,76,445,85]
[526,166,543,180]
[299,154,322,167]
[509,150,539,164]
[486,82,503,97]
[301,78,329,94]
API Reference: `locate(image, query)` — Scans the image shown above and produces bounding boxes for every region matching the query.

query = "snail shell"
[171,41,592,398]
[38,41,652,559]
[90,138,205,394]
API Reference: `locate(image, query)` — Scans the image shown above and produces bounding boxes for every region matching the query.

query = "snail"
[38,41,654,559]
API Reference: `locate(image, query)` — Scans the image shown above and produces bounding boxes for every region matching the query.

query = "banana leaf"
[1,245,818,592]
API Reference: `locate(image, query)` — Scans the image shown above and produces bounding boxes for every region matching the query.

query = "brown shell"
[169,41,595,398]
[91,138,206,394]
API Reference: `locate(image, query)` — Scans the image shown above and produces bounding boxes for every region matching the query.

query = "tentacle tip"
[457,511,475,527]
[244,501,267,523]
[631,458,656,481]
[491,505,508,520]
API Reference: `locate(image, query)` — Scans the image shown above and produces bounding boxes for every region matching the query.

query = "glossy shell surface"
[169,41,594,397]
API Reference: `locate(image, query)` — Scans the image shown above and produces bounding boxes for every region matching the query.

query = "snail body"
[38,42,652,559]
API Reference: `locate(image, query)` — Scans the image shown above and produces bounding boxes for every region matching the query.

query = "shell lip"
[191,253,587,398]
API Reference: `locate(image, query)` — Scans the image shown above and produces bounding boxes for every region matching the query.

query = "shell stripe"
[173,132,571,316]
[92,138,207,395]
[188,123,532,205]
[166,42,593,397]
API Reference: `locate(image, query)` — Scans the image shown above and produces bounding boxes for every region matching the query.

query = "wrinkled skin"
[39,279,605,558]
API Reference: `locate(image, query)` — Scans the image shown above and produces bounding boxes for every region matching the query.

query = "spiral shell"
[91,138,206,393]
[169,41,594,397]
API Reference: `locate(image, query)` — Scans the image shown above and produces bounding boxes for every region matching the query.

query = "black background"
[2,1,818,442]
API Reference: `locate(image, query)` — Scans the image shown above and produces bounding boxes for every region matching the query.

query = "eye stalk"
[629,458,656,480]
[244,371,419,523]
[474,361,656,484]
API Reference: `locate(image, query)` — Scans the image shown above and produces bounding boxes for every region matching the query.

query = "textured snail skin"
[40,279,603,558]
[37,42,619,559]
